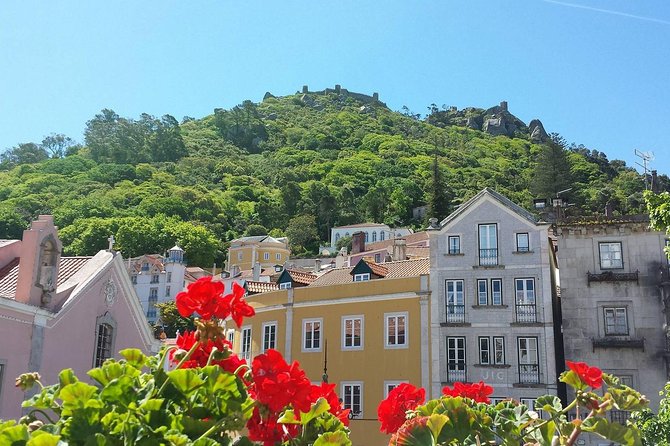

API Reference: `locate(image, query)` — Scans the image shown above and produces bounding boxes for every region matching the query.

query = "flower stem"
[157,340,201,396]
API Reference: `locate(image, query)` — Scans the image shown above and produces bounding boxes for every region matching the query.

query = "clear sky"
[1,0,668,175]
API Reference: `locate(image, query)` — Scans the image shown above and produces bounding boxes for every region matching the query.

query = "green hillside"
[0,88,664,266]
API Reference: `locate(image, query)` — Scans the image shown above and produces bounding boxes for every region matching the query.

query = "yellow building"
[228,257,431,446]
[227,235,291,272]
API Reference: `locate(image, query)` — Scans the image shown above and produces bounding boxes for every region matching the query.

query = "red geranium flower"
[378,383,426,434]
[246,407,299,446]
[221,281,255,327]
[566,360,603,389]
[175,277,226,320]
[442,381,493,404]
[251,349,312,413]
[310,382,350,426]
[169,330,247,378]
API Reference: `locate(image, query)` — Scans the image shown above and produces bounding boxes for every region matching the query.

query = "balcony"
[592,337,645,350]
[609,410,631,425]
[479,248,499,266]
[446,365,466,383]
[587,270,639,285]
[446,305,466,323]
[515,304,537,323]
[518,364,540,384]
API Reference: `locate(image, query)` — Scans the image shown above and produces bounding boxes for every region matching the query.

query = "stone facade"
[428,189,559,405]
[556,218,667,420]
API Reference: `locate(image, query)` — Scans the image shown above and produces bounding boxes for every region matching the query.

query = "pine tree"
[530,141,574,200]
[428,144,450,222]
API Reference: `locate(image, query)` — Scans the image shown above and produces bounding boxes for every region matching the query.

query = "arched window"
[380,231,385,241]
[345,232,350,238]
[372,231,377,242]
[335,233,341,242]
[365,232,369,242]
[94,314,116,367]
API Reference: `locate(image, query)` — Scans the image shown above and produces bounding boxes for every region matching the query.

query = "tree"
[245,224,268,236]
[530,141,574,201]
[285,214,320,255]
[41,133,75,158]
[646,190,670,260]
[0,142,49,169]
[154,301,195,338]
[0,206,28,239]
[335,235,352,252]
[427,140,450,221]
[633,381,670,445]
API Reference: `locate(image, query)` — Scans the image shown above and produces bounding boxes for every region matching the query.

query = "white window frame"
[493,336,505,365]
[262,321,277,352]
[341,381,363,419]
[515,278,535,305]
[599,242,623,269]
[226,329,235,347]
[279,282,292,290]
[478,223,498,265]
[151,274,160,284]
[302,318,323,352]
[276,253,281,261]
[447,336,466,382]
[263,252,270,261]
[516,233,530,252]
[491,279,503,305]
[241,326,252,361]
[237,251,243,261]
[477,279,488,305]
[479,337,491,364]
[353,273,370,282]
[385,312,408,349]
[448,235,461,254]
[445,279,464,319]
[384,380,408,398]
[342,315,364,350]
[604,307,628,336]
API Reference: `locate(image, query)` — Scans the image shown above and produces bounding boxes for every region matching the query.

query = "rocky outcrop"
[481,102,528,138]
[528,119,549,143]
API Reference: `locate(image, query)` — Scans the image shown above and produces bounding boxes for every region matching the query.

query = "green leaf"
[26,432,61,446]
[87,362,125,386]
[300,397,331,425]
[58,369,78,387]
[524,419,556,446]
[581,417,641,446]
[120,348,147,369]
[0,424,28,445]
[313,431,352,446]
[535,395,563,415]
[426,413,448,440]
[168,369,204,394]
[559,370,586,391]
[232,437,255,446]
[608,387,649,412]
[59,382,98,408]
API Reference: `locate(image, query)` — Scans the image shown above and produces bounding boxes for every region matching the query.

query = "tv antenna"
[634,149,654,190]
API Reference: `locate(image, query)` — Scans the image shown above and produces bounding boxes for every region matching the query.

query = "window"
[276,253,281,261]
[94,323,114,367]
[384,381,408,397]
[599,242,623,269]
[374,253,381,263]
[264,252,270,260]
[448,236,461,255]
[380,231,385,241]
[237,252,243,261]
[0,360,4,400]
[477,279,488,305]
[226,329,235,346]
[131,275,137,285]
[478,224,498,266]
[491,279,503,305]
[604,307,628,335]
[516,233,530,252]
[353,273,370,282]
[365,232,369,242]
[241,327,252,360]
[385,313,407,348]
[341,382,363,419]
[343,316,363,350]
[372,231,377,242]
[262,322,277,352]
[147,288,158,319]
[493,336,505,364]
[303,319,322,351]
[151,274,159,284]
[447,337,466,382]
[165,286,171,297]
[515,278,536,323]
[517,337,539,384]
[167,272,172,283]
[445,280,465,322]
[279,282,292,290]
[479,337,490,364]
[478,336,505,365]
[141,262,149,271]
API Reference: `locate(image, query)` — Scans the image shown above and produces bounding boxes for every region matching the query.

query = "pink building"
[0,216,159,420]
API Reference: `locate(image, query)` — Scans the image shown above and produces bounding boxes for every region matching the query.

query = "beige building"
[229,257,431,446]
[226,235,290,272]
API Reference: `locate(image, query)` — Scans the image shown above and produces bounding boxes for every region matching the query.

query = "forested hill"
[0,87,665,267]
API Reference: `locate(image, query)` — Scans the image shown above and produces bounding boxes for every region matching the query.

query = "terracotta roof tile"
[310,258,429,287]
[287,269,318,285]
[363,259,388,277]
[0,256,92,300]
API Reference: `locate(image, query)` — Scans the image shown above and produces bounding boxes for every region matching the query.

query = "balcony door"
[478,224,498,266]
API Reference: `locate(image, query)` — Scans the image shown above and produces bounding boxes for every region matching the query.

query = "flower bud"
[15,372,41,391]
[28,420,44,432]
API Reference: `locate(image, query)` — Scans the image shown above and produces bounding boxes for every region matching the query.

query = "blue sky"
[1,0,668,175]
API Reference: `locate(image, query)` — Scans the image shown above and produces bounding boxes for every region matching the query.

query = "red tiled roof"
[364,231,429,252]
[287,269,318,285]
[310,258,429,287]
[363,259,388,277]
[245,281,280,294]
[0,256,92,300]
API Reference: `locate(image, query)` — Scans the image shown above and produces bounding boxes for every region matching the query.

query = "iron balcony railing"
[609,410,630,425]
[515,304,537,323]
[518,364,540,384]
[446,364,467,383]
[446,304,466,323]
[479,248,499,266]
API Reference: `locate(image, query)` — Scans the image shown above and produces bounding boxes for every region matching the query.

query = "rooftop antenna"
[634,149,654,190]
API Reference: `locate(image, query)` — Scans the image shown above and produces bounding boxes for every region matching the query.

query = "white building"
[330,223,390,248]
[127,246,187,324]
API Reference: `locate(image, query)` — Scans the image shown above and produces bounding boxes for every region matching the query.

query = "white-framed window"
[151,274,159,284]
[372,231,377,242]
[276,253,281,261]
[448,236,461,255]
[445,280,464,321]
[365,232,369,242]
[517,337,539,384]
[385,312,408,348]
[342,315,364,350]
[353,273,370,282]
[226,329,235,346]
[279,282,292,290]
[447,337,466,382]
[303,318,322,352]
[165,286,171,297]
[167,272,172,283]
[384,380,408,398]
[262,322,277,352]
[477,279,488,305]
[491,279,503,305]
[599,242,623,269]
[479,336,505,365]
[479,337,491,364]
[516,233,530,252]
[341,382,363,419]
[478,223,498,266]
[237,252,243,261]
[94,323,114,367]
[374,253,381,263]
[241,326,252,360]
[493,336,505,364]
[141,262,149,271]
[515,278,535,305]
[264,252,270,260]
[491,397,508,405]
[380,231,385,241]
[147,288,158,319]
[604,307,628,335]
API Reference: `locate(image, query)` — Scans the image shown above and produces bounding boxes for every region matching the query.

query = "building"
[229,257,431,446]
[330,223,391,248]
[127,246,187,324]
[348,231,430,266]
[556,215,668,425]
[227,235,290,272]
[0,216,158,420]
[428,188,560,406]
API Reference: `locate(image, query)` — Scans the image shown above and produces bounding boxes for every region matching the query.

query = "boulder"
[263,92,276,101]
[528,119,549,143]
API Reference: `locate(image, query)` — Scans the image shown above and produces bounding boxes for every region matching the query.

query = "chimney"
[231,264,240,277]
[253,262,261,281]
[314,259,322,273]
[351,231,366,255]
[392,238,407,261]
[335,248,347,268]
[651,170,659,193]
